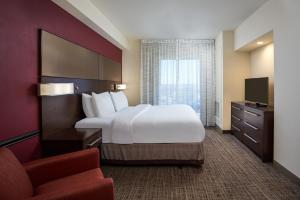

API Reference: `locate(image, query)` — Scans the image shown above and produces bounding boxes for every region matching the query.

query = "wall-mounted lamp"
[113,83,127,91]
[39,83,74,96]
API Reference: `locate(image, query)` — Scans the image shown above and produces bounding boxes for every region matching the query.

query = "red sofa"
[0,147,114,200]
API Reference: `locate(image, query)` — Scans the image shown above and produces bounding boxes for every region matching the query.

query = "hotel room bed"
[75,104,205,166]
[40,33,204,166]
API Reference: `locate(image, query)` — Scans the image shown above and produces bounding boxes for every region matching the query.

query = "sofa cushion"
[0,148,33,200]
[35,168,104,195]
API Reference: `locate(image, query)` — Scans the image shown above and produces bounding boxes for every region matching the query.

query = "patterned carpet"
[102,129,300,200]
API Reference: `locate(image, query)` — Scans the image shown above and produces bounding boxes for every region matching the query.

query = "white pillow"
[92,92,115,118]
[82,93,96,118]
[110,91,129,111]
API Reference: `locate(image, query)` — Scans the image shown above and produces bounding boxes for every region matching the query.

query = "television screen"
[245,77,268,105]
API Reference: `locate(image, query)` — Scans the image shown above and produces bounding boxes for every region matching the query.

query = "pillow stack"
[82,91,128,118]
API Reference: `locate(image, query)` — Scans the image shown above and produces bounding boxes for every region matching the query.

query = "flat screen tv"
[245,77,268,105]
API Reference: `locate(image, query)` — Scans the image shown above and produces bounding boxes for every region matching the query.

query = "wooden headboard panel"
[40,30,122,137]
[41,77,118,137]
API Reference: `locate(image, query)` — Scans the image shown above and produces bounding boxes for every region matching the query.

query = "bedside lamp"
[113,83,126,91]
[39,83,74,96]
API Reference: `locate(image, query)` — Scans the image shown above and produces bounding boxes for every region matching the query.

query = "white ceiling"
[91,0,267,40]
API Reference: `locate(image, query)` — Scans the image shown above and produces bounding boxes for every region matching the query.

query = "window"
[141,40,215,126]
[159,59,201,115]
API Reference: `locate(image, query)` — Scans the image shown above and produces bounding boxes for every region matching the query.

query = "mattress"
[75,104,205,144]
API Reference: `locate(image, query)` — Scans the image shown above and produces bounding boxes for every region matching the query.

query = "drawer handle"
[244,133,259,144]
[244,121,259,130]
[232,125,241,132]
[244,110,259,117]
[232,115,241,121]
[232,106,241,111]
[87,137,102,147]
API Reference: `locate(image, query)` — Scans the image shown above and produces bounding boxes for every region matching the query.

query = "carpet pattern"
[102,129,300,200]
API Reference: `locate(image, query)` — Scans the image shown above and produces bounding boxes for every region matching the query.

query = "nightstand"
[42,128,102,157]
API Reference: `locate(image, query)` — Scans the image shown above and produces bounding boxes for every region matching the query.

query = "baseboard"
[273,160,300,186]
[222,130,231,134]
[215,125,231,134]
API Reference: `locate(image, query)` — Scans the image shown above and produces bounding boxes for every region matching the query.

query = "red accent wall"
[0,0,122,162]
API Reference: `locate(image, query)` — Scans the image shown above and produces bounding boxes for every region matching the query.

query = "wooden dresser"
[231,102,274,162]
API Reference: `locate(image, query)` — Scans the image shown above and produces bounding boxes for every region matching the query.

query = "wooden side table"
[42,128,102,157]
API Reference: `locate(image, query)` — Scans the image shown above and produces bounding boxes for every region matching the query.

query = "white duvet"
[75,104,205,144]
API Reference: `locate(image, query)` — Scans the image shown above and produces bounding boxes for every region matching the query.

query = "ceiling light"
[257,41,264,45]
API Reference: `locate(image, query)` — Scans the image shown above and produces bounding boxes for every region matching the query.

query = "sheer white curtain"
[141,40,215,126]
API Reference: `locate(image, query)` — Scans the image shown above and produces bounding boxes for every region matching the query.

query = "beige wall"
[250,43,274,105]
[122,39,141,105]
[223,31,251,130]
[235,0,300,178]
[216,31,250,130]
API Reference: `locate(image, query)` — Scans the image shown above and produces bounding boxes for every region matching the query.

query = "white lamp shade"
[39,83,74,96]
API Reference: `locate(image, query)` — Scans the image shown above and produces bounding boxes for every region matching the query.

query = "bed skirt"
[101,142,204,166]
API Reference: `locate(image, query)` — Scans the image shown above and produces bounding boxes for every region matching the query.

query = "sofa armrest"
[26,178,114,200]
[23,148,99,187]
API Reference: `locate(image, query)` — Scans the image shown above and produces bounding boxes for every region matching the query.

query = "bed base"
[100,142,204,167]
[101,159,204,167]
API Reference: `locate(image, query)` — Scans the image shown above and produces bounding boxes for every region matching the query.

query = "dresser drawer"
[243,123,261,142]
[231,104,244,119]
[83,134,102,149]
[244,109,263,129]
[244,106,263,115]
[231,123,243,141]
[243,132,261,156]
[231,114,242,125]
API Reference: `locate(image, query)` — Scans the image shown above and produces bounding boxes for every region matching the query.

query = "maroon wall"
[0,0,122,162]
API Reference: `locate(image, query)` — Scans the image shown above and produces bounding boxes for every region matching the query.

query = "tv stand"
[231,102,274,162]
[255,102,267,107]
[245,102,267,108]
